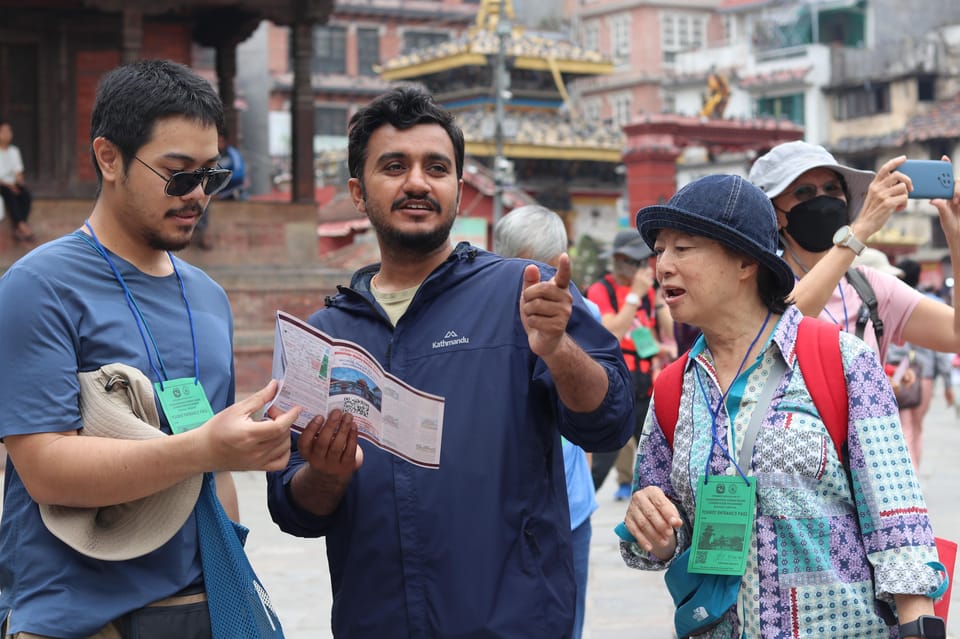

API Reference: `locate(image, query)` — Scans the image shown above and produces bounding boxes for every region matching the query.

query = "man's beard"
[363,188,457,255]
[145,206,205,252]
[371,216,455,255]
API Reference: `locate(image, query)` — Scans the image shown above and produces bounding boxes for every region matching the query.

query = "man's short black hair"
[90,59,225,189]
[347,84,464,182]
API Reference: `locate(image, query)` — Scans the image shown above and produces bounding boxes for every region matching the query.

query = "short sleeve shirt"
[821,265,923,361]
[0,232,235,637]
[0,144,24,183]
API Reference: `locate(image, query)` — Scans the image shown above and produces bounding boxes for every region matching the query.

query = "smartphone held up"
[898,159,956,199]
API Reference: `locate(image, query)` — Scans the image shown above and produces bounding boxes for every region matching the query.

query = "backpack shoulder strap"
[599,277,619,313]
[844,267,884,342]
[796,317,848,463]
[642,288,655,318]
[653,352,689,448]
[655,319,848,463]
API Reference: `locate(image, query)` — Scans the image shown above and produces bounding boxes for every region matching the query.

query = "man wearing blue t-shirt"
[0,60,299,638]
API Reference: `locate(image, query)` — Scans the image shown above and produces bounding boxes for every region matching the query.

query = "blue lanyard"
[793,273,849,331]
[80,222,200,390]
[693,309,771,483]
[820,282,850,331]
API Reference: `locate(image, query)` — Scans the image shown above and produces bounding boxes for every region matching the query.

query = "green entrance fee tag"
[688,475,756,576]
[155,377,215,434]
[630,326,660,359]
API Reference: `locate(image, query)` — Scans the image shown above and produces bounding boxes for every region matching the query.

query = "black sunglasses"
[134,156,233,197]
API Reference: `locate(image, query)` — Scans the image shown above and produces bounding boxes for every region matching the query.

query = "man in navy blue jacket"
[267,85,633,638]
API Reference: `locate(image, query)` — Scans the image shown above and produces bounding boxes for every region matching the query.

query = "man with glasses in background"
[586,230,676,499]
[0,59,298,638]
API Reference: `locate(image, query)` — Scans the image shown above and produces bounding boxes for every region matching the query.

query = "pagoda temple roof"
[455,106,624,162]
[379,27,613,81]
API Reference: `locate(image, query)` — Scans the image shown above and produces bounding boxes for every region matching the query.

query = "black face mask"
[782,196,849,253]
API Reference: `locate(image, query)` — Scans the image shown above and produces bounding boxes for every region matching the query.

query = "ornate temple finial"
[474,0,515,32]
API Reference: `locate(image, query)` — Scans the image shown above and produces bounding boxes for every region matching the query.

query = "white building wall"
[670,41,833,145]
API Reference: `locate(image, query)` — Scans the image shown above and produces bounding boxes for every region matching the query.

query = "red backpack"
[654,317,848,462]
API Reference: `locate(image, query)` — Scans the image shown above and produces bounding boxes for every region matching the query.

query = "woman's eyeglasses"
[791,181,845,202]
[135,156,233,197]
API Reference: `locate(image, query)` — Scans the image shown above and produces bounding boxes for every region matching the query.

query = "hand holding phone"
[898,160,955,199]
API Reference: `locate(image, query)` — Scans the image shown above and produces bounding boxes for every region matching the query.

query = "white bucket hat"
[748,140,876,221]
[39,363,203,561]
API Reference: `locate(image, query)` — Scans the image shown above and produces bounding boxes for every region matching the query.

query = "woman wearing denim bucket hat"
[748,140,960,366]
[619,175,945,638]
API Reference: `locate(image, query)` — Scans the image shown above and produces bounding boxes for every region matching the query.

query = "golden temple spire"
[474,0,515,32]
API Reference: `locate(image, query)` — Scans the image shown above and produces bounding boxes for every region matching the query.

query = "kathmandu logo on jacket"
[433,330,470,349]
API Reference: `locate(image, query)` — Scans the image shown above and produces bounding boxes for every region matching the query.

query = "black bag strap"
[599,278,639,365]
[844,267,884,342]
[598,277,656,367]
[599,277,619,313]
[600,277,654,318]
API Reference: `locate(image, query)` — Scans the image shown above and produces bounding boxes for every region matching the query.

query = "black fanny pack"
[119,584,211,639]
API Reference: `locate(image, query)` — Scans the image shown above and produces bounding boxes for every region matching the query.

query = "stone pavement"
[239,393,960,637]
[238,393,960,638]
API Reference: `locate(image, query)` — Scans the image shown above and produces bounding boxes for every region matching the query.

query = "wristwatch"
[832,225,866,256]
[624,293,641,306]
[899,615,946,639]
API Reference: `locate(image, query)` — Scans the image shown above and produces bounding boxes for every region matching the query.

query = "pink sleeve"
[860,266,924,359]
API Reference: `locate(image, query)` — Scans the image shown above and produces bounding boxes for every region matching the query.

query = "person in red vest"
[586,229,676,499]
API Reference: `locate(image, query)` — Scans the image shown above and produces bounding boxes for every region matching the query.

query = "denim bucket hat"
[748,140,875,222]
[636,174,795,300]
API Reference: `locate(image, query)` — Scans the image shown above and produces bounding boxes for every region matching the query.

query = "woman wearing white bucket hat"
[749,141,960,366]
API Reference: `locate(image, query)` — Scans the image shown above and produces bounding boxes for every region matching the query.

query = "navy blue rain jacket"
[267,243,633,638]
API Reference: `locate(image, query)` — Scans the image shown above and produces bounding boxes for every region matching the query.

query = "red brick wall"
[231,280,348,394]
[143,22,192,63]
[75,51,120,183]
[73,21,193,187]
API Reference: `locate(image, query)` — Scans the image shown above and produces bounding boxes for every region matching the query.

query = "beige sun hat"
[38,363,203,561]
[852,247,905,278]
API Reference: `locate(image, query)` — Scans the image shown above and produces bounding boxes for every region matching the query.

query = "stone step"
[213,265,348,332]
[0,198,321,268]
[234,329,276,395]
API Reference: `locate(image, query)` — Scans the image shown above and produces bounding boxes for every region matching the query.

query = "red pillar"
[622,144,681,216]
[621,115,804,218]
